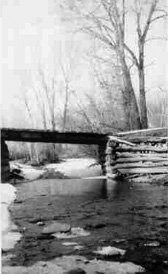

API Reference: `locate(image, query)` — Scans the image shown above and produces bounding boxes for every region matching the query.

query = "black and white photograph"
[1,0,168,273]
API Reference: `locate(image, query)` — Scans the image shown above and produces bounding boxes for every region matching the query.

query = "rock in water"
[53,227,90,239]
[42,222,71,234]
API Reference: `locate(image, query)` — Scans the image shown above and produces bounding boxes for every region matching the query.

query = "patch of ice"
[94,246,126,256]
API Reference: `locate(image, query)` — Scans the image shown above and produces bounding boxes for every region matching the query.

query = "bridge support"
[105,139,119,178]
[1,140,10,183]
[98,142,107,175]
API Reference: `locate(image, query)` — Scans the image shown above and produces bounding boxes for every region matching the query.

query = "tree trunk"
[119,55,141,130]
[139,44,148,129]
[62,85,69,132]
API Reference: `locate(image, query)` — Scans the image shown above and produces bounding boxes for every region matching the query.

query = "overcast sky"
[1,0,167,127]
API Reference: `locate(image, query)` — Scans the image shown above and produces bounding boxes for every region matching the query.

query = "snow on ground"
[1,183,16,205]
[10,162,45,180]
[2,255,145,274]
[1,183,21,251]
[21,168,45,180]
[45,158,101,178]
[10,158,101,180]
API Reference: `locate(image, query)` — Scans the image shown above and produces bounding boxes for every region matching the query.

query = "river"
[2,159,168,274]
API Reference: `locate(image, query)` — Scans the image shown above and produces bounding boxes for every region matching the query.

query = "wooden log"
[108,136,135,146]
[116,157,168,163]
[117,127,168,138]
[116,152,168,158]
[118,167,168,174]
[116,136,168,144]
[116,146,168,153]
[105,140,119,176]
[115,161,168,169]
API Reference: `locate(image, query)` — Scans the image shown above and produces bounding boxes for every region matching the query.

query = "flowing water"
[8,176,168,273]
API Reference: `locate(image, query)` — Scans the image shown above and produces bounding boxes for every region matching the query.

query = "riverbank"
[1,183,21,252]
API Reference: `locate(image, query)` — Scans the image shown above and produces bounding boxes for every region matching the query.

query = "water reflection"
[22,177,168,216]
[25,178,108,200]
[106,179,133,200]
[24,177,136,202]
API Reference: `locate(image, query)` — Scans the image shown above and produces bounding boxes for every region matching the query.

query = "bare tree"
[61,0,167,129]
[22,86,39,162]
[32,85,47,130]
[61,63,69,131]
[38,68,57,131]
[58,41,80,132]
[88,50,128,131]
[125,0,167,128]
[148,87,168,127]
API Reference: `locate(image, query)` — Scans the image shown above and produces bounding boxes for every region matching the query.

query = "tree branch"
[84,26,116,49]
[142,0,158,41]
[124,43,139,68]
[150,14,168,23]
[145,36,168,43]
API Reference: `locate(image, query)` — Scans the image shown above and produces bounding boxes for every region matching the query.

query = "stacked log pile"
[106,133,168,178]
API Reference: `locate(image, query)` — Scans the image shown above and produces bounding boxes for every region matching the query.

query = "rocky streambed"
[2,159,168,274]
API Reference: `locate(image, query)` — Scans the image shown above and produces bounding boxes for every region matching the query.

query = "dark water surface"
[11,177,168,273]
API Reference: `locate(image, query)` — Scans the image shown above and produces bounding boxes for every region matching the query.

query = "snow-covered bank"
[10,158,102,181]
[46,158,101,178]
[1,183,21,251]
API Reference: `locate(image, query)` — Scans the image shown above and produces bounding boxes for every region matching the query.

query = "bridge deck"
[1,127,167,145]
[1,128,108,145]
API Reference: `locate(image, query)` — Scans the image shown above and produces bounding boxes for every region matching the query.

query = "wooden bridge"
[1,127,168,182]
[1,128,108,145]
